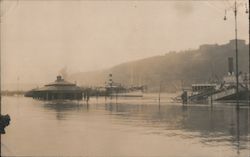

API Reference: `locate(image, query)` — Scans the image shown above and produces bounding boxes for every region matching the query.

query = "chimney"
[57,75,62,81]
[228,57,234,75]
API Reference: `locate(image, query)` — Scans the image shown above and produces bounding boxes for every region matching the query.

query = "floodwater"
[1,94,250,157]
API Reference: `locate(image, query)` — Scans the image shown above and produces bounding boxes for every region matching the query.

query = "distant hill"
[70,39,249,92]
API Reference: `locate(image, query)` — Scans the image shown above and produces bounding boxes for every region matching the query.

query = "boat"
[104,73,145,98]
[180,73,249,103]
[110,91,143,97]
[179,57,249,103]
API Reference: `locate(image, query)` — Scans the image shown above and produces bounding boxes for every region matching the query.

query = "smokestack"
[108,73,113,87]
[228,57,234,75]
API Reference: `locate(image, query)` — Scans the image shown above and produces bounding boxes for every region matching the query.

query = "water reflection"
[2,96,250,156]
[38,99,250,155]
[103,102,250,151]
[43,101,89,120]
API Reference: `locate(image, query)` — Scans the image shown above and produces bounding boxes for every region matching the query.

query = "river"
[1,95,250,157]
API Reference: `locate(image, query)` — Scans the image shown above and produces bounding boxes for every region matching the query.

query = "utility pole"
[224,0,249,109]
[234,0,239,110]
[248,1,250,105]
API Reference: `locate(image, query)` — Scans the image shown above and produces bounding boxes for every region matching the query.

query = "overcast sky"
[1,0,249,88]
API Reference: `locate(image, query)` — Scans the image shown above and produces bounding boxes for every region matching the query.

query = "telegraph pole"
[234,0,239,109]
[224,0,250,109]
[248,1,250,105]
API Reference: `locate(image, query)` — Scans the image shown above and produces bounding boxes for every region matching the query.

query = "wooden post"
[158,81,162,105]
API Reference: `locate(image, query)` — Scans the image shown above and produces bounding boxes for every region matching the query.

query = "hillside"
[70,39,249,92]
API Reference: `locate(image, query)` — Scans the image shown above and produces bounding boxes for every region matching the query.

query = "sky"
[0,0,249,89]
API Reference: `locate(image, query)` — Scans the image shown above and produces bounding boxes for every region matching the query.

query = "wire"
[204,1,224,13]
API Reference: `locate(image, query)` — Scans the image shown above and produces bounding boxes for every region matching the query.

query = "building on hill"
[229,39,246,47]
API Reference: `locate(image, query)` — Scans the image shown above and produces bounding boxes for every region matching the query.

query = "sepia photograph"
[0,0,250,156]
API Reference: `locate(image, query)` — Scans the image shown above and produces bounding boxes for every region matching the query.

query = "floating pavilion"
[26,76,83,100]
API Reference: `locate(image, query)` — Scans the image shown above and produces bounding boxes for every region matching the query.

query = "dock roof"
[34,75,82,92]
[45,76,76,86]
